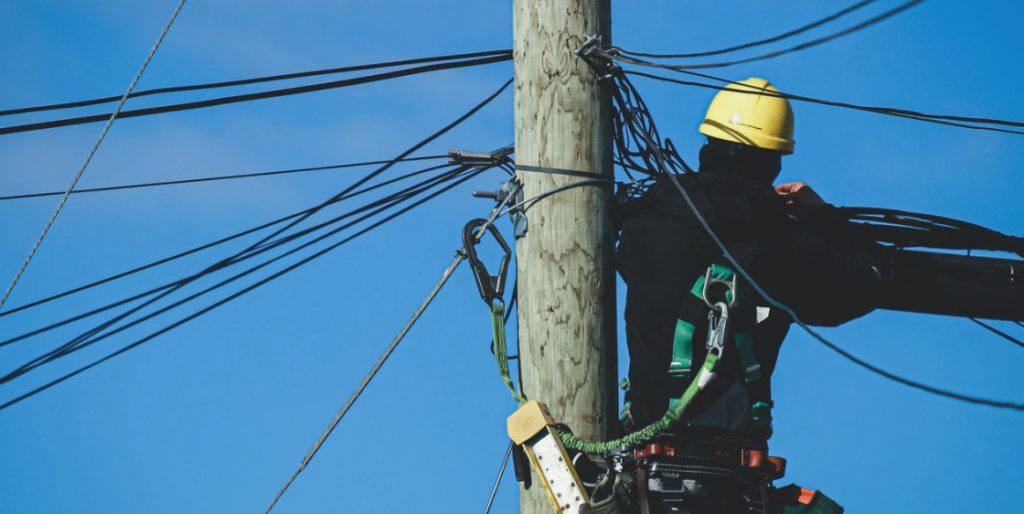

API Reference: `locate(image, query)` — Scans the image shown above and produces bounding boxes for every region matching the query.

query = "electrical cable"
[616,0,924,70]
[0,55,511,136]
[623,69,1024,136]
[1,77,510,323]
[618,0,876,59]
[260,187,514,514]
[0,162,458,343]
[1,164,476,381]
[969,318,1024,350]
[604,46,1024,131]
[241,78,511,262]
[0,154,447,201]
[0,0,187,310]
[0,163,495,411]
[0,50,510,117]
[483,443,514,514]
[606,70,1024,411]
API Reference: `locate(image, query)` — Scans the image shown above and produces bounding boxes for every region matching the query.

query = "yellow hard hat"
[698,77,795,154]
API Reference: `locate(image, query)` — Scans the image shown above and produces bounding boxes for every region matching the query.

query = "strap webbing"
[491,302,527,406]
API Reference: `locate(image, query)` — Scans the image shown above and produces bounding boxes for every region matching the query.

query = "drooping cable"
[619,0,877,59]
[0,163,496,411]
[623,69,1024,136]
[616,0,924,69]
[0,154,447,201]
[260,188,515,514]
[0,50,510,117]
[1,78,510,323]
[603,69,1024,411]
[969,318,1024,350]
[0,0,187,310]
[0,55,511,136]
[482,443,514,514]
[0,162,456,340]
[0,165,476,383]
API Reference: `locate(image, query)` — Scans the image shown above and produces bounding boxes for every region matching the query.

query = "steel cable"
[0,0,187,310]
[260,183,515,513]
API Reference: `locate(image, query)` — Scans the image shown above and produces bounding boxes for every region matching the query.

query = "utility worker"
[614,78,880,514]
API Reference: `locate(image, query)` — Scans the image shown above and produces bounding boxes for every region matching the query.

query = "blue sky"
[1,1,1022,513]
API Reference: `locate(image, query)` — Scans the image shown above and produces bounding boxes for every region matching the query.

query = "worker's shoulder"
[638,173,784,222]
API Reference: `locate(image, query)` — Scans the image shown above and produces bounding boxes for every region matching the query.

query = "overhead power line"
[969,318,1024,350]
[0,164,479,386]
[0,0,187,311]
[0,160,451,322]
[262,190,513,514]
[623,69,1024,136]
[0,50,510,117]
[0,80,513,407]
[0,154,446,201]
[616,0,924,69]
[0,165,491,412]
[1,78,510,324]
[0,54,512,136]
[619,0,877,59]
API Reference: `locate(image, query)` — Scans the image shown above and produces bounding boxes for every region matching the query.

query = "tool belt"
[637,431,786,481]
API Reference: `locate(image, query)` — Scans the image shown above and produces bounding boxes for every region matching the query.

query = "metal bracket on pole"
[508,401,589,514]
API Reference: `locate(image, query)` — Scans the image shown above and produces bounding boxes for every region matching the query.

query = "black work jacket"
[616,173,879,436]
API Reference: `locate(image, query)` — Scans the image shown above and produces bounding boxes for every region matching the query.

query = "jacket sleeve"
[752,205,881,327]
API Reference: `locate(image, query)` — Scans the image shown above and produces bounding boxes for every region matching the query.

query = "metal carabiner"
[462,218,512,305]
[705,301,729,359]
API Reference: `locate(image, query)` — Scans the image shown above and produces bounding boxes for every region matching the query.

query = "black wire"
[0,164,466,357]
[1,78,512,322]
[0,154,447,201]
[243,78,512,262]
[0,167,489,411]
[0,50,511,117]
[620,0,924,70]
[1,165,479,385]
[624,70,1024,137]
[0,54,511,136]
[4,73,512,379]
[619,0,877,59]
[606,70,1024,411]
[969,318,1024,349]
[0,162,456,332]
[609,49,1024,131]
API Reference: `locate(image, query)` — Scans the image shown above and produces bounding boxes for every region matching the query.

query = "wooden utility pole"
[512,1,615,513]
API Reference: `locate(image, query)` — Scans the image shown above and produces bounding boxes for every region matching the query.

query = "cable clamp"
[576,34,620,81]
[448,145,513,170]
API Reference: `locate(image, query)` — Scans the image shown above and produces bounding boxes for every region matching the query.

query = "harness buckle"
[701,265,738,311]
[462,218,511,305]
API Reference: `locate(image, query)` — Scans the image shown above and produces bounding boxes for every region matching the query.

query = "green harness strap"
[490,301,527,406]
[670,264,761,383]
[488,297,722,455]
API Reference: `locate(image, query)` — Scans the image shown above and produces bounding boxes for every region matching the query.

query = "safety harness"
[462,218,838,513]
[668,263,773,434]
